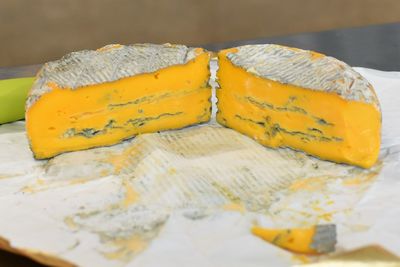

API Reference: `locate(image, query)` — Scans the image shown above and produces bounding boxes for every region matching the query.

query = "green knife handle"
[0,77,35,124]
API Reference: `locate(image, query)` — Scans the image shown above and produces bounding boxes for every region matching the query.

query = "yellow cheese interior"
[27,51,211,159]
[217,48,381,168]
[252,225,319,254]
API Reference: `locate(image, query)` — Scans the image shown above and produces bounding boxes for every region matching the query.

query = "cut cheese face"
[217,45,381,168]
[26,44,211,159]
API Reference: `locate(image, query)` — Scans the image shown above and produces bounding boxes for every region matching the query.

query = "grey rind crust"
[311,224,337,253]
[27,43,199,109]
[226,44,380,110]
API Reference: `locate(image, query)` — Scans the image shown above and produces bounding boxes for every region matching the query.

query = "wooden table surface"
[0,22,399,267]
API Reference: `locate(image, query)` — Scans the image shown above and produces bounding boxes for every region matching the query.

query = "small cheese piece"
[252,224,336,254]
[26,44,211,159]
[217,44,381,168]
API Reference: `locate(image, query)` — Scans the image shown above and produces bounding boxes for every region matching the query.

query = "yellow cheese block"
[217,45,381,168]
[252,224,336,254]
[26,44,211,159]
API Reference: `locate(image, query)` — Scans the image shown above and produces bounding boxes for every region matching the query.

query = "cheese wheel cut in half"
[26,44,211,159]
[216,44,381,168]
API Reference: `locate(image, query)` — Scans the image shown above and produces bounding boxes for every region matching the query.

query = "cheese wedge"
[26,44,211,159]
[252,224,336,254]
[217,45,381,168]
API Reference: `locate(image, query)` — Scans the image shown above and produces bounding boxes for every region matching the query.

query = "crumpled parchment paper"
[0,62,399,267]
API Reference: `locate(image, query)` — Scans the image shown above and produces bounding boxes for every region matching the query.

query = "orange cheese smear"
[217,48,381,168]
[27,51,211,159]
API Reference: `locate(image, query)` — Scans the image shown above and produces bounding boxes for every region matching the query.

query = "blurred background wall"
[1,0,400,67]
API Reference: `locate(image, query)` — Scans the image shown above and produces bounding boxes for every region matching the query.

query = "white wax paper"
[0,64,399,267]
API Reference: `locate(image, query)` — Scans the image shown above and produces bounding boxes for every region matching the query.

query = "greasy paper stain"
[222,203,246,213]
[0,123,385,265]
[102,235,147,261]
[267,162,382,227]
[120,179,139,208]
